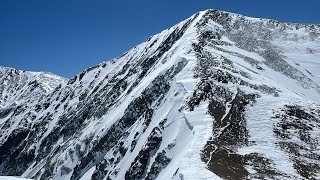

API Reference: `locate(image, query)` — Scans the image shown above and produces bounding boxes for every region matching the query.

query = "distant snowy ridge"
[0,66,66,108]
[0,9,319,180]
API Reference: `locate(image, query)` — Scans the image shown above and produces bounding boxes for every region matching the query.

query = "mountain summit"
[0,9,320,180]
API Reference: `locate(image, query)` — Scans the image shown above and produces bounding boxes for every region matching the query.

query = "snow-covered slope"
[0,66,66,108]
[0,9,320,180]
[0,176,32,180]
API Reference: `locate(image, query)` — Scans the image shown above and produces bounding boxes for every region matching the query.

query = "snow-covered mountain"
[0,9,320,180]
[0,66,66,108]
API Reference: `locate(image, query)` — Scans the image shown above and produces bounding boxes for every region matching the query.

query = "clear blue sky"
[1,0,319,78]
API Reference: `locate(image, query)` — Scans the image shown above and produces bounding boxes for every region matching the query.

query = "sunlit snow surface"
[1,9,320,180]
[0,177,32,180]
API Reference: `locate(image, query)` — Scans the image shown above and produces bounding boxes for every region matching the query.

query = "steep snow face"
[0,9,320,180]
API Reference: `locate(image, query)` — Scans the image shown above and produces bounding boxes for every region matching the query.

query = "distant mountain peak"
[0,66,67,108]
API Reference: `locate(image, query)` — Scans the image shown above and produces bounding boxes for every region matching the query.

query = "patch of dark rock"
[197,10,233,31]
[61,165,72,176]
[204,148,249,179]
[130,132,140,152]
[0,106,16,119]
[125,127,163,180]
[0,129,35,176]
[246,153,288,179]
[145,150,171,180]
[273,105,320,179]
[68,76,77,85]
[294,160,320,179]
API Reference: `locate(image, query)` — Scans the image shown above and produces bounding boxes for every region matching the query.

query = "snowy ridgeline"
[0,9,320,180]
[0,66,66,109]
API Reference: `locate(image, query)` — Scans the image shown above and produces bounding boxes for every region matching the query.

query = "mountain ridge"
[0,66,66,109]
[0,9,320,180]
